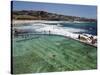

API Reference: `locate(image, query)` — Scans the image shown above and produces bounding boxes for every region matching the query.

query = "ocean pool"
[12,34,97,74]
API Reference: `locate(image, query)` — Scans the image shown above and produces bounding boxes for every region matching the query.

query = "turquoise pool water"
[12,34,97,74]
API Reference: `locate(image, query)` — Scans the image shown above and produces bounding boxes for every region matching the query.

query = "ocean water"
[60,22,97,35]
[14,22,97,36]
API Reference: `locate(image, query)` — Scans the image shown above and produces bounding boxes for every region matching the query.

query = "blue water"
[60,22,97,35]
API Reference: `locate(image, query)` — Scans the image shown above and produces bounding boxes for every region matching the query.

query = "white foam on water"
[31,23,86,38]
[14,22,96,39]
